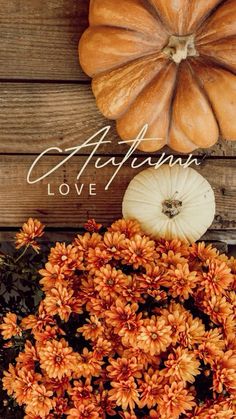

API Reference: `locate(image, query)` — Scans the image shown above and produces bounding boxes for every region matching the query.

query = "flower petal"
[116,62,177,152]
[92,53,167,119]
[89,0,168,42]
[169,63,219,152]
[79,26,162,77]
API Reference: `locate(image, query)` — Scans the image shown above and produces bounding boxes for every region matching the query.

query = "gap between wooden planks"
[0,232,231,253]
[0,0,89,81]
[0,82,236,156]
[0,155,235,232]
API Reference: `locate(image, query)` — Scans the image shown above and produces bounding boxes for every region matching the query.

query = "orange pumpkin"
[79,0,236,153]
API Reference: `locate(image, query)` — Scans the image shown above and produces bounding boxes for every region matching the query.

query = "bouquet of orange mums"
[0,217,236,419]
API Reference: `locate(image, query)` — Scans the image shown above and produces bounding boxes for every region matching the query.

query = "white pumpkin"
[122,165,215,243]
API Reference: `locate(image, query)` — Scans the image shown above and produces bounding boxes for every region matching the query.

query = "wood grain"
[0,0,89,81]
[0,155,236,232]
[1,82,236,156]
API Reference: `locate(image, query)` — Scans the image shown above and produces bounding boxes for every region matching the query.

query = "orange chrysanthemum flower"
[26,384,54,418]
[157,382,196,418]
[87,247,112,272]
[188,399,235,419]
[21,302,55,332]
[160,302,187,345]
[213,351,236,395]
[108,219,143,239]
[14,368,42,406]
[44,284,81,321]
[43,375,70,398]
[160,250,187,269]
[156,238,189,256]
[121,235,156,268]
[107,357,142,381]
[84,218,102,233]
[39,339,77,380]
[179,314,205,348]
[108,378,139,411]
[137,316,172,356]
[202,295,233,325]
[197,329,225,365]
[161,347,201,384]
[93,338,113,359]
[102,231,126,258]
[106,299,142,346]
[15,218,45,252]
[189,242,219,266]
[48,242,83,272]
[39,262,68,291]
[73,232,102,254]
[86,295,114,318]
[67,403,100,419]
[0,312,22,340]
[2,364,18,396]
[77,315,104,342]
[94,265,127,298]
[167,263,198,300]
[200,260,233,296]
[77,347,104,378]
[68,379,93,403]
[16,340,39,370]
[139,369,163,409]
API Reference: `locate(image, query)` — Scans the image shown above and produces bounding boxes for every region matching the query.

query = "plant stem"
[15,246,29,263]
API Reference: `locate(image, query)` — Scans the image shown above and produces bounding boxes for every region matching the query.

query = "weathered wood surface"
[0,82,236,156]
[0,156,235,232]
[0,0,235,245]
[0,0,89,81]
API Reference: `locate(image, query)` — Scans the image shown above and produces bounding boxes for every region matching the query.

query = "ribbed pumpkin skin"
[79,0,236,153]
[122,166,216,243]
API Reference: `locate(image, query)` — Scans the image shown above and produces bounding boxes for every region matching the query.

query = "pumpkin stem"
[163,34,198,64]
[162,199,182,218]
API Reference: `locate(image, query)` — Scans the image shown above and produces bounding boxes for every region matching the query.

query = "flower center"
[107,279,114,286]
[162,199,182,219]
[55,356,62,363]
[163,34,198,64]
[151,333,158,340]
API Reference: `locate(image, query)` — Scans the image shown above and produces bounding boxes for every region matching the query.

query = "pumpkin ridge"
[196,44,236,76]
[196,0,236,45]
[144,0,172,34]
[92,54,168,120]
[188,58,225,138]
[148,0,189,35]
[91,51,166,81]
[79,25,163,78]
[192,0,226,34]
[116,62,177,151]
[176,59,220,149]
[190,60,236,141]
[188,58,222,128]
[165,62,180,147]
[167,63,201,151]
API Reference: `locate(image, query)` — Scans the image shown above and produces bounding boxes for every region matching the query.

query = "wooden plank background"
[0,0,235,245]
